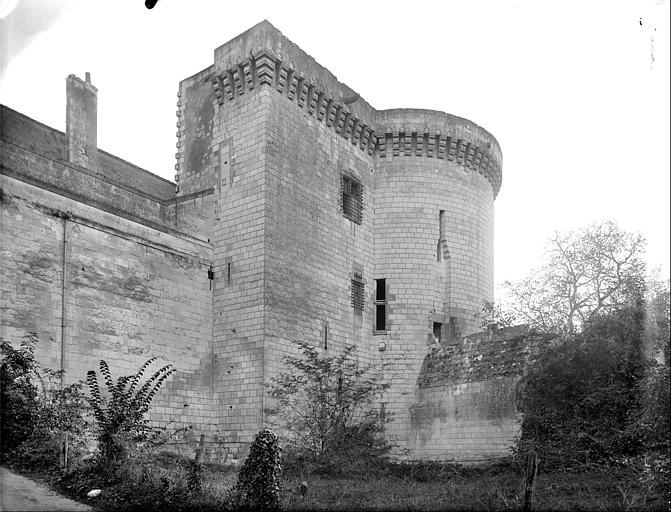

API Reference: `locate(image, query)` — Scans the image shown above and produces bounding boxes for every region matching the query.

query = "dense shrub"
[13,378,90,470]
[229,429,282,511]
[269,342,390,474]
[0,336,39,457]
[637,364,670,449]
[516,304,649,467]
[1,334,89,469]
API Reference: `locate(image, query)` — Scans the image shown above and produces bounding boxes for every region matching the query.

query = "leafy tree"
[1,334,89,469]
[14,371,90,470]
[638,277,670,452]
[1,336,39,457]
[503,221,646,335]
[516,302,649,467]
[269,341,389,472]
[644,277,670,364]
[474,299,517,331]
[86,358,175,461]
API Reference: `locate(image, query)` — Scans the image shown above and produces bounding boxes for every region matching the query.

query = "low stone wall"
[410,326,552,461]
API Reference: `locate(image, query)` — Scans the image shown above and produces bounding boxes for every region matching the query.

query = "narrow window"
[341,172,363,224]
[375,278,386,301]
[227,262,232,284]
[351,272,365,314]
[375,305,386,331]
[375,278,387,332]
[323,324,328,350]
[437,210,445,262]
[433,322,443,344]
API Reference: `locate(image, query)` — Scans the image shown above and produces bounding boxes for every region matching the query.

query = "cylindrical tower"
[372,108,502,454]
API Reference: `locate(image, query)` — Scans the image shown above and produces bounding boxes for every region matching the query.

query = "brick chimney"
[66,72,97,169]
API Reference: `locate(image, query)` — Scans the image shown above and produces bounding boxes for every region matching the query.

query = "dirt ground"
[0,467,93,511]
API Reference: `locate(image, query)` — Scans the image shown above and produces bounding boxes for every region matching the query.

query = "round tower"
[373,108,502,453]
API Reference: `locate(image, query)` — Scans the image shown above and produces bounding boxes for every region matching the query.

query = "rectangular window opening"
[341,173,363,224]
[351,272,365,314]
[375,305,386,331]
[375,278,386,301]
[324,324,328,350]
[437,210,445,262]
[375,278,387,332]
[433,322,443,344]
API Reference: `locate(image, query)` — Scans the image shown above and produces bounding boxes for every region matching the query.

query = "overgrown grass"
[281,463,667,511]
[6,453,669,511]
[51,451,237,511]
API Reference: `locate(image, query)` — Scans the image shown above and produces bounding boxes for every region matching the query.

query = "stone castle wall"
[261,71,378,399]
[0,20,517,461]
[410,326,550,460]
[372,108,499,452]
[0,143,216,431]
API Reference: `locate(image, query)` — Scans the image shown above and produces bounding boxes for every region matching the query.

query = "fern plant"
[86,358,175,461]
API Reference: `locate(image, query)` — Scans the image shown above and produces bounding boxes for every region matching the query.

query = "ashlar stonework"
[1,20,532,462]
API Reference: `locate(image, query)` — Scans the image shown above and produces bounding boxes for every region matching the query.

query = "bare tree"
[503,221,646,335]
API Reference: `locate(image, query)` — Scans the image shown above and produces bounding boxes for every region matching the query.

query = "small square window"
[341,173,363,224]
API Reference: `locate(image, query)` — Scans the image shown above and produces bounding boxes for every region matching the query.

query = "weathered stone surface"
[409,326,553,460]
[0,20,519,462]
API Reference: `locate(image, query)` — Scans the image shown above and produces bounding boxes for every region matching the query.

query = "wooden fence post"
[523,451,539,512]
[59,432,69,470]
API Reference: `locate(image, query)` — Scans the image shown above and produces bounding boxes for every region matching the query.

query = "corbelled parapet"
[206,20,503,198]
[211,20,378,155]
[376,109,502,197]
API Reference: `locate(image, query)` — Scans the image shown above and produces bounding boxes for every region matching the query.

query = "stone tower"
[1,20,515,461]
[374,109,501,453]
[174,20,502,455]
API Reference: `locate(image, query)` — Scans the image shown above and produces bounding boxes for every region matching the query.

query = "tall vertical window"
[341,172,363,224]
[322,322,329,350]
[351,272,365,314]
[375,278,387,332]
[437,210,445,262]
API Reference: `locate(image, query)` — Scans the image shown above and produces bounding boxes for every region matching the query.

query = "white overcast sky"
[1,0,669,288]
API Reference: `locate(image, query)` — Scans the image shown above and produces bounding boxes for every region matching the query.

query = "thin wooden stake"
[60,432,69,470]
[523,451,539,512]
